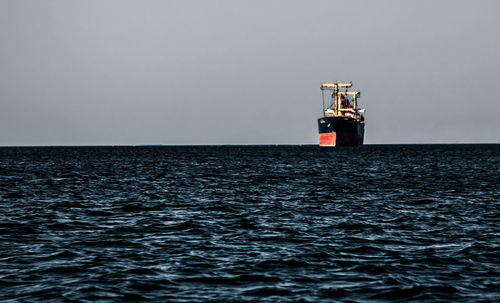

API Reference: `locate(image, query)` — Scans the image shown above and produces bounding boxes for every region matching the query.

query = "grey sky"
[1,0,499,145]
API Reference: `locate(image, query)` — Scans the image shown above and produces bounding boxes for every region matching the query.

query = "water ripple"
[0,145,499,302]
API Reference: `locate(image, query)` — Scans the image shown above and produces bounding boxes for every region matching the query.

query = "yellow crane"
[320,82,362,119]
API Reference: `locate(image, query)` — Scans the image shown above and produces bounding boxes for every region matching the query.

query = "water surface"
[0,145,499,302]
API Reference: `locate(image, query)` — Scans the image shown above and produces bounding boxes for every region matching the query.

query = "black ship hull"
[317,116,364,146]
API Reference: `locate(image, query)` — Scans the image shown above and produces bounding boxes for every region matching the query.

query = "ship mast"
[320,82,361,119]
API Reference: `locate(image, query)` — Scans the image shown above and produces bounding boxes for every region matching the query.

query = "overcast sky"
[1,0,499,145]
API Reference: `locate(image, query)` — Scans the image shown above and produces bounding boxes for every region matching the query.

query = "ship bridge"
[320,82,364,120]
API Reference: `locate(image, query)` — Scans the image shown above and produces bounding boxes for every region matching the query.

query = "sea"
[0,144,498,302]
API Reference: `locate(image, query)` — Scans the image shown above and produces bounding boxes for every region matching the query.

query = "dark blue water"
[0,145,499,302]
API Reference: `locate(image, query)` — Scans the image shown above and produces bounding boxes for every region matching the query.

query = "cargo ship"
[318,82,365,146]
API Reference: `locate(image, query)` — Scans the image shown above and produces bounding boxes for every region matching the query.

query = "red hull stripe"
[319,133,336,146]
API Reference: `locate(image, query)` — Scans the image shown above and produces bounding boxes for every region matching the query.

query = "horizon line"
[0,142,499,148]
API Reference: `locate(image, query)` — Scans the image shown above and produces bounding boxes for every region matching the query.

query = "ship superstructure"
[317,82,365,146]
